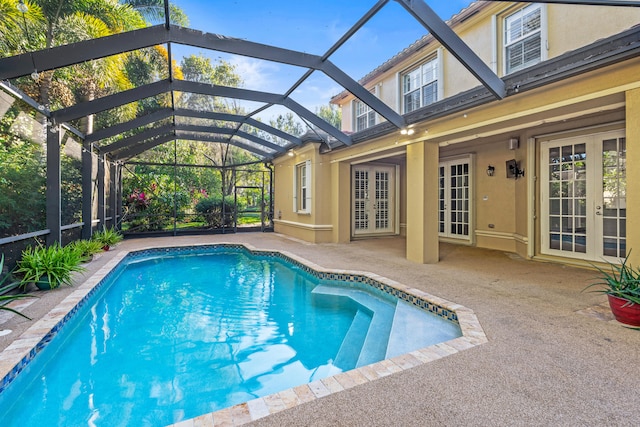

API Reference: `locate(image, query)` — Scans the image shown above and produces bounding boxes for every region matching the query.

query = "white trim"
[475,230,519,241]
[526,137,536,259]
[436,48,444,100]
[293,160,312,214]
[436,101,627,146]
[351,164,398,237]
[502,3,546,75]
[395,71,401,113]
[399,54,439,114]
[274,219,333,231]
[533,121,625,140]
[438,155,474,241]
[395,164,400,235]
[347,149,407,165]
[491,14,498,74]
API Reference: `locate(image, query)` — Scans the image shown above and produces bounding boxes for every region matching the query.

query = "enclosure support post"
[81,142,93,239]
[115,163,123,230]
[97,154,106,231]
[46,126,62,245]
[109,162,117,229]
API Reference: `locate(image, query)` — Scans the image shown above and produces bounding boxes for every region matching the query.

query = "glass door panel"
[439,158,471,240]
[352,165,395,236]
[541,131,625,261]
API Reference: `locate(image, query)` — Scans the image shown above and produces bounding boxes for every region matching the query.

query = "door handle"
[595,212,602,215]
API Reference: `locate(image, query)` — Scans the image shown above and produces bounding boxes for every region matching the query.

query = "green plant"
[584,252,640,306]
[92,227,123,248]
[16,244,85,290]
[195,196,235,228]
[1,255,36,319]
[68,239,104,261]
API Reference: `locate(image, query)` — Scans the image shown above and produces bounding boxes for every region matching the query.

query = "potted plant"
[92,227,123,251]
[584,253,640,326]
[68,239,104,262]
[1,255,36,319]
[16,244,85,290]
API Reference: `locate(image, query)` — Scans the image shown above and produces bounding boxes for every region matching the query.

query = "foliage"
[0,254,36,319]
[92,227,123,247]
[68,239,104,261]
[122,168,192,231]
[61,149,83,225]
[315,104,342,129]
[269,113,305,137]
[0,109,46,236]
[16,244,85,290]
[584,252,640,306]
[195,196,236,228]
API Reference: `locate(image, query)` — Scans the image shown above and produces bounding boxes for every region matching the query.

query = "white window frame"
[293,160,311,213]
[401,54,439,114]
[352,86,378,132]
[503,3,546,75]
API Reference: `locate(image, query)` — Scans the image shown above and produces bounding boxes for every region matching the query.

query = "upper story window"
[402,56,438,114]
[353,88,377,132]
[504,3,543,74]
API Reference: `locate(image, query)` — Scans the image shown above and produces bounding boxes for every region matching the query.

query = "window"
[354,100,376,132]
[353,87,377,132]
[293,160,311,213]
[402,56,438,114]
[504,4,543,74]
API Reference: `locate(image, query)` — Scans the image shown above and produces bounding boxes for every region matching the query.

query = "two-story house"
[273,1,640,267]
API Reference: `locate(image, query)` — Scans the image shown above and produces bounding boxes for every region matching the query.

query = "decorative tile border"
[0,242,487,426]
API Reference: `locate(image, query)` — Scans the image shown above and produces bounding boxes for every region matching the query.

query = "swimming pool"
[0,243,486,426]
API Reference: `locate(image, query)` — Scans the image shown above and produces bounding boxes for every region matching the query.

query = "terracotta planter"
[607,294,640,326]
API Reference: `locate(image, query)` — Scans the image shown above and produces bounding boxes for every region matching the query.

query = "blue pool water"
[0,247,461,426]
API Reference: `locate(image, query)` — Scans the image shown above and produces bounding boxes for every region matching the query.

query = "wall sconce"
[508,137,519,150]
[506,159,525,179]
[486,165,495,176]
[287,149,294,157]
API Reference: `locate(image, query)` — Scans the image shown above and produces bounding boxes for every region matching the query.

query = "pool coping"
[0,243,487,426]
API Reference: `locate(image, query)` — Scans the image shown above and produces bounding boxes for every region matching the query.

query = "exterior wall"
[626,88,640,266]
[274,2,640,265]
[273,143,334,243]
[334,1,640,133]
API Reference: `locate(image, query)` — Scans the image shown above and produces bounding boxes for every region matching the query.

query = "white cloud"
[228,56,282,92]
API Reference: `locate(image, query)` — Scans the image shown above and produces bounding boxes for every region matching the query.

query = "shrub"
[195,196,236,228]
[16,244,85,290]
[92,227,123,248]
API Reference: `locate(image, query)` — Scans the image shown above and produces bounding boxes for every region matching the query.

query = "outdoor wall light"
[287,150,294,157]
[486,165,495,176]
[400,128,415,136]
[506,159,525,179]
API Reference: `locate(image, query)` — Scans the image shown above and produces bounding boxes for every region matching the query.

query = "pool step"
[333,309,371,370]
[312,284,395,368]
[385,300,462,359]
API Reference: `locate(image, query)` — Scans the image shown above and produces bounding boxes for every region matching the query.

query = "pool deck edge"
[0,241,487,426]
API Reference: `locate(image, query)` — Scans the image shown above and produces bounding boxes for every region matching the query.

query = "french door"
[541,131,626,262]
[439,158,472,240]
[352,165,396,236]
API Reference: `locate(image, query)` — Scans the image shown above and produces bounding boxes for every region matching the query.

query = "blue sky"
[170,0,474,122]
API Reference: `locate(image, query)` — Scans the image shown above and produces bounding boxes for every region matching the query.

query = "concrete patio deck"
[1,233,638,426]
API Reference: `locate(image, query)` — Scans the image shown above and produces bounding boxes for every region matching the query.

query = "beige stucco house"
[273,1,640,267]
